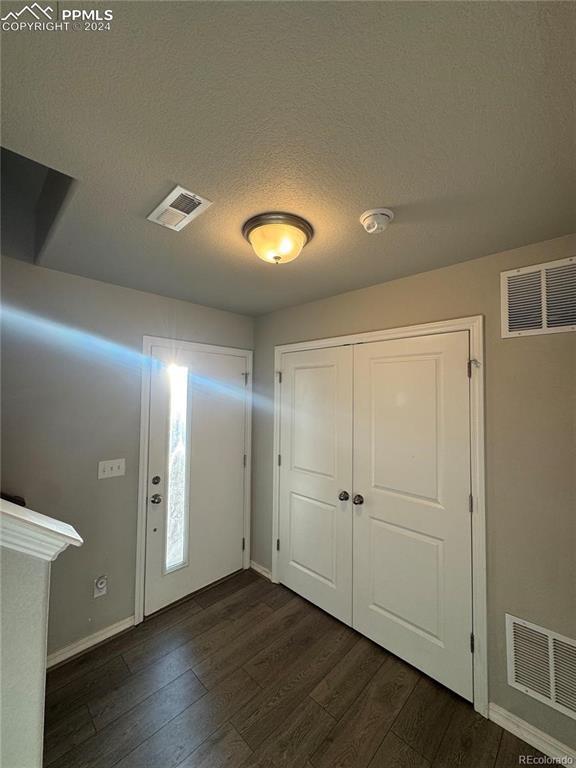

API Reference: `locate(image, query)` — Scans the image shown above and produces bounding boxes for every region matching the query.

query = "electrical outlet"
[98,458,125,479]
[94,575,108,598]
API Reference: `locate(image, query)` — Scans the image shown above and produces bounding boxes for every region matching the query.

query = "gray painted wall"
[0,548,50,768]
[1,256,254,653]
[251,234,576,748]
[2,235,575,749]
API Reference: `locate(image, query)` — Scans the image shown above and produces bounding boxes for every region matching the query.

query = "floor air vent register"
[506,614,576,720]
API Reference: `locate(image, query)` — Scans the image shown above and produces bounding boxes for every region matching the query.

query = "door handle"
[150,494,163,505]
[338,491,350,501]
[352,494,364,506]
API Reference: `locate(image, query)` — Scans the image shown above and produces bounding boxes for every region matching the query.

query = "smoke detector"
[147,185,212,231]
[360,208,394,234]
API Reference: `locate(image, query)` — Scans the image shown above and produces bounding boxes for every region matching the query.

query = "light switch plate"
[98,458,125,479]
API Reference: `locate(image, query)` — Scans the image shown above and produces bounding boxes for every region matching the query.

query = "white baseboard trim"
[47,616,135,669]
[250,560,272,581]
[489,704,576,762]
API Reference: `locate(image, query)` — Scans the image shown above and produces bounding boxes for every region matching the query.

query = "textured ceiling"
[1,1,575,315]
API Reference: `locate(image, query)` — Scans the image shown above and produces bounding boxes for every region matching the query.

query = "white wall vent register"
[501,256,576,338]
[147,185,212,231]
[506,614,576,721]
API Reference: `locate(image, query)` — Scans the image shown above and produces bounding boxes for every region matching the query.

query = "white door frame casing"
[135,335,253,625]
[271,315,488,717]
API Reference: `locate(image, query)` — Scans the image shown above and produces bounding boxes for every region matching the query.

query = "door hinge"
[243,454,247,467]
[276,538,280,551]
[469,493,474,514]
[470,633,475,653]
[242,537,246,551]
[468,358,481,377]
[278,454,282,467]
[277,371,282,384]
[242,372,249,385]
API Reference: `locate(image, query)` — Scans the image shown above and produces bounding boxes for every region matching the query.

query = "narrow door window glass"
[165,364,189,571]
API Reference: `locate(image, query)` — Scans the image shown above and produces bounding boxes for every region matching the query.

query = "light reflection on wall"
[2,305,147,372]
[1,304,271,410]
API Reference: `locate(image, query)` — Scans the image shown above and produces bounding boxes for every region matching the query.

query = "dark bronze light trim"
[242,212,314,244]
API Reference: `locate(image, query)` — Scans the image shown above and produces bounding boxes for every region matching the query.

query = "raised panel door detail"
[292,365,337,478]
[371,357,440,502]
[289,492,336,586]
[370,519,444,643]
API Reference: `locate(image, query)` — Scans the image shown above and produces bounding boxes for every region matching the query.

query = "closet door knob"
[338,491,350,501]
[352,494,364,506]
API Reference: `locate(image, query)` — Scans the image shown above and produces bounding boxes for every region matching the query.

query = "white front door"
[278,346,353,624]
[353,332,473,700]
[145,342,251,615]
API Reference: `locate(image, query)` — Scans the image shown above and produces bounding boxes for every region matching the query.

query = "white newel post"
[0,499,82,768]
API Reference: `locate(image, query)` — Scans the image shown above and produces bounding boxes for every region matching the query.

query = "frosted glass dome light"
[242,212,314,265]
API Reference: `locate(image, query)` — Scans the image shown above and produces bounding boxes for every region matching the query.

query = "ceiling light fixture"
[242,212,314,264]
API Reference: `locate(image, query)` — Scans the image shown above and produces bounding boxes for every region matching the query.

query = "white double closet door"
[278,331,473,700]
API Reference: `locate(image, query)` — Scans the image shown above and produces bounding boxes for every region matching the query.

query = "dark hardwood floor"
[44,570,543,768]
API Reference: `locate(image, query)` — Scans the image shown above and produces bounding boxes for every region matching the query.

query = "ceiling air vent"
[501,256,576,338]
[147,185,212,231]
[506,614,576,721]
